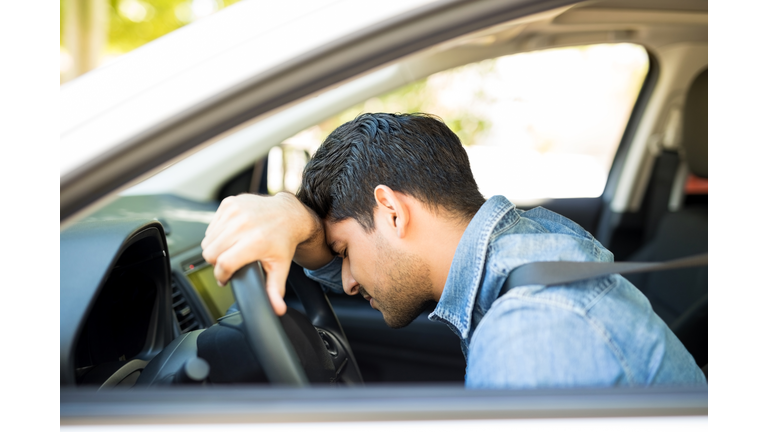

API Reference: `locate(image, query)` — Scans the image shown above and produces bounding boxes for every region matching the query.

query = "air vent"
[171,276,202,334]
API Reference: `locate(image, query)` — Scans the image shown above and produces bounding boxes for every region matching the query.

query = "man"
[202,113,706,388]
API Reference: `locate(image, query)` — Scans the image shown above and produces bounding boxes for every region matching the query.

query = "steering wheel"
[230,261,363,386]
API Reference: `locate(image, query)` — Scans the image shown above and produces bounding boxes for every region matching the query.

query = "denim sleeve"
[303,256,345,294]
[465,276,707,389]
[465,294,628,389]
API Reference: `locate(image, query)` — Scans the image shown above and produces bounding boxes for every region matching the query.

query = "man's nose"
[341,258,359,296]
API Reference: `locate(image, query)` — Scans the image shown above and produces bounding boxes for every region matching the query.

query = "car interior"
[60,0,707,392]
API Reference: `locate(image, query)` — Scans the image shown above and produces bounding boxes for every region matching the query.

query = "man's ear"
[373,185,409,238]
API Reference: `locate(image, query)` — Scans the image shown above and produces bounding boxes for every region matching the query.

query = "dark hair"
[296,113,486,231]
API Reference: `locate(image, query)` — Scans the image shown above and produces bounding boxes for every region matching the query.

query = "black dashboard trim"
[61,220,173,386]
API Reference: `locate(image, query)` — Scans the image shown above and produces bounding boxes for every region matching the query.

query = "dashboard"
[60,194,364,388]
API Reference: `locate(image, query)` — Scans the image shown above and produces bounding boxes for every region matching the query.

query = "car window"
[268,43,649,206]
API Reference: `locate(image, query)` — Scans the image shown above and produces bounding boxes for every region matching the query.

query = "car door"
[60,0,711,428]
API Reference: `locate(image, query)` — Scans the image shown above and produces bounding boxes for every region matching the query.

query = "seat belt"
[505,253,707,289]
[503,253,709,378]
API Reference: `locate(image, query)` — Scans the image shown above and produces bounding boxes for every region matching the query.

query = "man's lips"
[360,287,372,304]
[361,293,374,308]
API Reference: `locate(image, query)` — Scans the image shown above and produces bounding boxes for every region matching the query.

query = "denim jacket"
[306,196,707,388]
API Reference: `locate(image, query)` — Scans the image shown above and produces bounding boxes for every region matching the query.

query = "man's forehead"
[323,217,368,244]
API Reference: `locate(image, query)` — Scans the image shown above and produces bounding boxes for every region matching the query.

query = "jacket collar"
[430,195,518,340]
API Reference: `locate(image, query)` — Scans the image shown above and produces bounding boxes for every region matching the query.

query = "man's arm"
[201,192,333,315]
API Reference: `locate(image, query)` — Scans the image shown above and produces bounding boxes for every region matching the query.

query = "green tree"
[61,0,241,54]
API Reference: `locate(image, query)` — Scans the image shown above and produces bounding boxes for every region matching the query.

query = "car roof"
[60,0,707,224]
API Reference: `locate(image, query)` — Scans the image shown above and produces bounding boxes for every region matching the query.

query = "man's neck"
[409,211,471,301]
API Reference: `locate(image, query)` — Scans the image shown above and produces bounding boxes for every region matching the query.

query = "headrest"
[681,69,708,178]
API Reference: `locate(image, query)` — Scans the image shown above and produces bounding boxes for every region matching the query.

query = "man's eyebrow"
[327,241,340,256]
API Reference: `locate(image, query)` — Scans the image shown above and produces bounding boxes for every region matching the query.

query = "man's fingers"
[203,210,222,239]
[212,237,262,285]
[263,261,290,316]
[205,196,238,236]
[267,287,288,317]
[202,223,253,267]
[202,203,239,250]
[213,241,291,316]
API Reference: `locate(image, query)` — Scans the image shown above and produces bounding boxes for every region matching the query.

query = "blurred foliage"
[60,1,65,45]
[106,0,242,53]
[61,0,241,54]
[316,61,496,147]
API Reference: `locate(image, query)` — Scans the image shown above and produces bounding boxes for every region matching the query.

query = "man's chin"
[382,316,415,329]
[380,305,428,329]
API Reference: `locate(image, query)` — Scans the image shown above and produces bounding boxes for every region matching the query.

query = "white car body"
[60,0,709,429]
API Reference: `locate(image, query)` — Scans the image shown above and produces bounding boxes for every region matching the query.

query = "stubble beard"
[369,233,434,329]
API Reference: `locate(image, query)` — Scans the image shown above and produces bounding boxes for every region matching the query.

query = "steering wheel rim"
[230,261,309,386]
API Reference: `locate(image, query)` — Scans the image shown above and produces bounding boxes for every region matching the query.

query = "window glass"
[271,44,649,205]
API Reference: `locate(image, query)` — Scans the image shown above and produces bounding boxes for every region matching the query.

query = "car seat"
[624,69,708,368]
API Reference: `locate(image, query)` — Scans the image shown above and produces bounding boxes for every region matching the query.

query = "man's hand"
[201,192,332,315]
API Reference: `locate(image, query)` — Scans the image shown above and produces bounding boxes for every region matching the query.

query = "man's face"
[324,217,434,329]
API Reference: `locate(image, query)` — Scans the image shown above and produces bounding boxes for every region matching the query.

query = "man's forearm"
[292,197,334,270]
